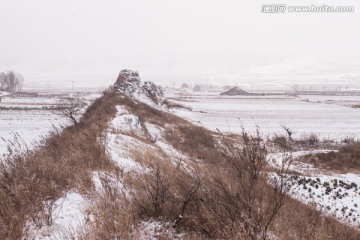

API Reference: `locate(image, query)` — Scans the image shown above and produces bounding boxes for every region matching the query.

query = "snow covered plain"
[167,91,360,140]
[0,93,101,155]
[0,109,62,155]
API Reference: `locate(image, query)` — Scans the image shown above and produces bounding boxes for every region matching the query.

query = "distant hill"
[220,87,249,96]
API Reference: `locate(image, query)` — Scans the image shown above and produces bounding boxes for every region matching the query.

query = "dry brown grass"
[0,89,120,239]
[274,198,360,240]
[2,91,360,239]
[299,141,360,172]
[116,96,360,239]
[162,99,192,111]
[81,172,136,240]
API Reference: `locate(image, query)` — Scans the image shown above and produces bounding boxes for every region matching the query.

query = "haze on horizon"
[0,0,359,90]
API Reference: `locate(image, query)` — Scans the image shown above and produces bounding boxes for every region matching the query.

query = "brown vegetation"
[299,141,360,172]
[0,89,120,239]
[1,90,360,239]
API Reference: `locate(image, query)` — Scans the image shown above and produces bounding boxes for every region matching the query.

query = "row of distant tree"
[0,71,24,92]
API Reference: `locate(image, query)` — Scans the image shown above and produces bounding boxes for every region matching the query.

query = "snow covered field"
[269,151,360,226]
[0,109,63,155]
[0,92,101,155]
[168,92,360,140]
[166,90,360,227]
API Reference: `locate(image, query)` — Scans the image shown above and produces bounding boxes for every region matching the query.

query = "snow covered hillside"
[3,69,360,239]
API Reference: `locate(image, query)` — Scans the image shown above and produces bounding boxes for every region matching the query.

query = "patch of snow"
[144,123,186,161]
[268,149,360,226]
[135,220,184,239]
[25,192,87,240]
[281,173,360,226]
[106,133,142,172]
[134,91,158,108]
[92,171,127,194]
[268,150,335,174]
[110,106,144,135]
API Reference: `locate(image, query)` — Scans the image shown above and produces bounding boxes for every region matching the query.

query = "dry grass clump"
[162,99,192,111]
[273,198,360,240]
[81,172,137,240]
[164,124,219,160]
[296,133,320,146]
[269,134,292,151]
[268,133,326,151]
[129,151,202,225]
[188,130,289,239]
[117,95,183,127]
[300,141,360,172]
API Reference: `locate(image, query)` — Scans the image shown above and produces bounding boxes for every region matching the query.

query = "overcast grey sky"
[0,0,359,89]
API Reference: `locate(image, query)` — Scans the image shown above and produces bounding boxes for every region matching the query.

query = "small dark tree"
[282,125,293,140]
[53,98,85,125]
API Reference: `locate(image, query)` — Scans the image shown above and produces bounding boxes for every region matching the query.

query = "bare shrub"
[52,98,86,125]
[128,151,203,231]
[298,133,320,146]
[270,134,290,150]
[191,129,289,239]
[281,125,293,140]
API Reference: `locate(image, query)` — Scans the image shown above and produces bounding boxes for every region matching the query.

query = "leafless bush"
[52,98,86,125]
[298,133,320,146]
[129,151,202,227]
[270,134,291,150]
[281,125,293,140]
[191,129,289,239]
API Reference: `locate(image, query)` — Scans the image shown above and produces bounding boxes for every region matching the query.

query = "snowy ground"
[0,92,101,155]
[25,192,87,240]
[12,88,360,236]
[269,150,360,226]
[0,109,64,155]
[167,92,360,140]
